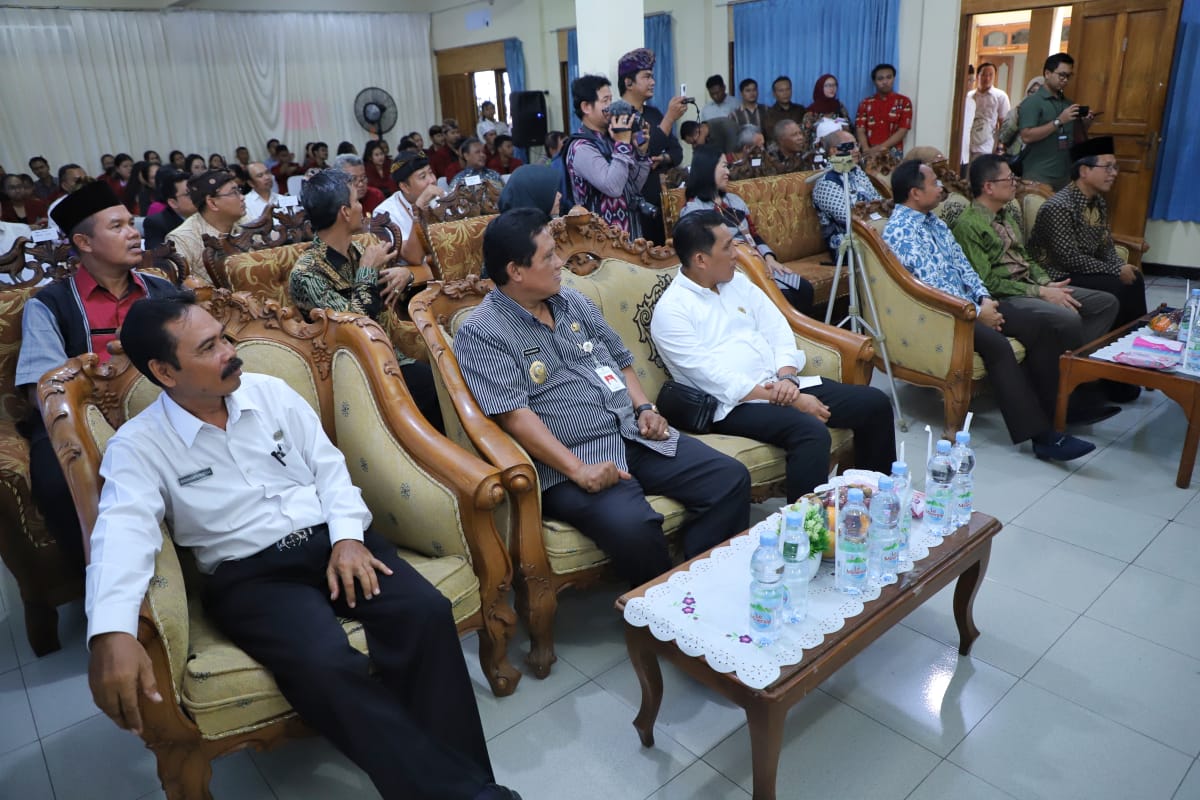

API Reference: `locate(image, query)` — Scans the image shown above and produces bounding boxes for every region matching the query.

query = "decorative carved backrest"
[661,186,687,239]
[0,238,27,281]
[222,233,379,309]
[729,171,826,262]
[417,182,501,226]
[851,199,896,226]
[862,150,901,199]
[929,159,971,197]
[658,167,688,196]
[549,209,679,276]
[25,240,73,282]
[140,240,189,285]
[273,207,314,244]
[426,214,497,282]
[366,211,403,246]
[0,252,63,423]
[728,148,780,181]
[237,206,280,247]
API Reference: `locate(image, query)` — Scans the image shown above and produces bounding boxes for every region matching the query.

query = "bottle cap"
[760,528,779,544]
[878,476,894,490]
[936,439,952,454]
[1192,289,1200,296]
[891,460,909,476]
[955,431,971,444]
[847,487,864,503]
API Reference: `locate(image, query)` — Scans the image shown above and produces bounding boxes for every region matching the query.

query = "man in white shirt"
[241,161,280,224]
[651,210,897,500]
[374,151,444,266]
[700,74,739,122]
[86,293,519,800]
[476,100,511,140]
[968,63,1011,160]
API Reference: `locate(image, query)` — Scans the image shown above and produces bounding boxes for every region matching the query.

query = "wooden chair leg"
[153,741,215,800]
[23,600,61,656]
[942,380,971,441]
[476,598,521,697]
[514,565,558,679]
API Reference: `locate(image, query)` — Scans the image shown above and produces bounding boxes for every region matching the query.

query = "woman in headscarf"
[800,74,855,152]
[998,76,1046,157]
[498,165,562,218]
[678,146,814,314]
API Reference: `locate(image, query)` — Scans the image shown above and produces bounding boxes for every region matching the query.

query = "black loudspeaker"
[511,91,548,148]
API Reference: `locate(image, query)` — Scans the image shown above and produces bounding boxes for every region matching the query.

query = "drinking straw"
[924,424,933,462]
[899,441,905,464]
[963,411,974,434]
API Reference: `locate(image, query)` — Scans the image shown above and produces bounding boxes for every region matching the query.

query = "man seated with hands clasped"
[452,208,751,587]
[84,292,520,800]
[651,210,897,502]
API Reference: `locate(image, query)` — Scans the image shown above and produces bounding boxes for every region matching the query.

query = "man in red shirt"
[855,63,913,158]
[486,135,524,175]
[16,181,175,570]
[426,125,455,178]
[334,155,384,215]
[271,145,301,193]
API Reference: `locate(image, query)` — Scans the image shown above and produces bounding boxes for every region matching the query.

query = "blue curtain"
[567,29,580,131]
[643,14,676,111]
[1150,0,1200,222]
[733,0,899,122]
[504,37,528,160]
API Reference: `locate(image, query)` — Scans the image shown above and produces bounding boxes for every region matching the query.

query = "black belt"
[275,523,328,551]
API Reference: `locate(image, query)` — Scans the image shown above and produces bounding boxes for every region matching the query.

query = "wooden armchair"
[0,256,82,655]
[410,210,873,678]
[38,290,520,800]
[424,214,498,282]
[140,240,190,285]
[415,183,501,280]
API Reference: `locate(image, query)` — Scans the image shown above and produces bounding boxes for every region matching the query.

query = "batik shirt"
[882,204,989,309]
[855,92,914,152]
[1028,182,1123,279]
[811,167,882,253]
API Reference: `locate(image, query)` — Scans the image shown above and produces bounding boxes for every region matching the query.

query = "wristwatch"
[634,403,657,419]
[778,374,802,387]
[1053,118,1063,129]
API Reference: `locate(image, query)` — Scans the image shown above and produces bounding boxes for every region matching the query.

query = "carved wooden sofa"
[410,210,874,678]
[39,290,520,799]
[661,170,853,312]
[415,182,501,281]
[0,251,82,655]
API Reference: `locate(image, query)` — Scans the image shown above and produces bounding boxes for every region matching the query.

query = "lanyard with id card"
[573,323,626,393]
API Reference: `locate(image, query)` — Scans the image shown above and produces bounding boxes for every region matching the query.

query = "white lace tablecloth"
[622,515,947,690]
[1089,325,1200,377]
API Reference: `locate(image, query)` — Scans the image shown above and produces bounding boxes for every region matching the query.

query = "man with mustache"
[16,181,176,572]
[83,292,519,800]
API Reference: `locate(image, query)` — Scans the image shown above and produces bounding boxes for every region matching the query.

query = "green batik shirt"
[951,201,1050,299]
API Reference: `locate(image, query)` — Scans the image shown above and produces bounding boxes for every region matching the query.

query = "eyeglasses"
[1087,161,1120,174]
[213,189,243,199]
[1053,71,1073,80]
[349,175,368,186]
[988,175,1021,185]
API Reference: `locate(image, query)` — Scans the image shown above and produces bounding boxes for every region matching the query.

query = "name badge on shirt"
[594,365,625,392]
[751,158,762,167]
[178,467,214,486]
[464,174,483,187]
[277,195,300,209]
[31,228,58,243]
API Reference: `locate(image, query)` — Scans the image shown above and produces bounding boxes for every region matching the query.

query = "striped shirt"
[453,286,678,491]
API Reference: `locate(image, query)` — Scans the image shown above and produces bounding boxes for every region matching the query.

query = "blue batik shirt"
[882,204,990,311]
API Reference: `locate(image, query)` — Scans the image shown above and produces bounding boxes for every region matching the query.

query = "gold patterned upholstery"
[39,291,520,799]
[410,211,876,679]
[662,172,851,310]
[0,265,82,656]
[426,215,497,282]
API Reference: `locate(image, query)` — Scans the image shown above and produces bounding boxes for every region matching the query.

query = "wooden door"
[1069,0,1182,245]
[438,73,477,134]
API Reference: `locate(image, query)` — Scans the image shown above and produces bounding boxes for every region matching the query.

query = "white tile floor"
[2,275,1199,800]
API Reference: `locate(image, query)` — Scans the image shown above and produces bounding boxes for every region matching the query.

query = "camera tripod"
[820,160,908,431]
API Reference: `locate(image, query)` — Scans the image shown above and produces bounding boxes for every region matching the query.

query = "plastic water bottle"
[1185,290,1200,371]
[950,431,976,528]
[1179,289,1200,344]
[749,528,786,644]
[925,440,956,539]
[836,488,870,596]
[869,476,901,585]
[781,507,811,624]
[890,460,913,566]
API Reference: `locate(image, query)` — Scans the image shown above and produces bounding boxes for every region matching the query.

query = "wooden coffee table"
[1053,310,1199,488]
[615,512,1003,800]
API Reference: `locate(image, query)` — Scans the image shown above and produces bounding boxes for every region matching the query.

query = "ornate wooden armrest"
[852,221,979,323]
[1111,234,1148,266]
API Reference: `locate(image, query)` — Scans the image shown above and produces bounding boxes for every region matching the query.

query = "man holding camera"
[617,47,686,245]
[565,74,652,240]
[1018,53,1094,190]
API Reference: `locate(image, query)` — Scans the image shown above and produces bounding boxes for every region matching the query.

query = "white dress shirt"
[373,189,417,243]
[650,271,818,422]
[242,189,280,224]
[86,372,371,642]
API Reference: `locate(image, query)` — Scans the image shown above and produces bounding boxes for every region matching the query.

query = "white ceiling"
[0,0,442,12]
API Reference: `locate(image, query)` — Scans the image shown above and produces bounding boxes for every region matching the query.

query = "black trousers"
[541,436,751,587]
[976,301,1065,443]
[712,379,896,502]
[28,422,85,572]
[401,361,444,435]
[202,529,492,800]
[1066,271,1148,331]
